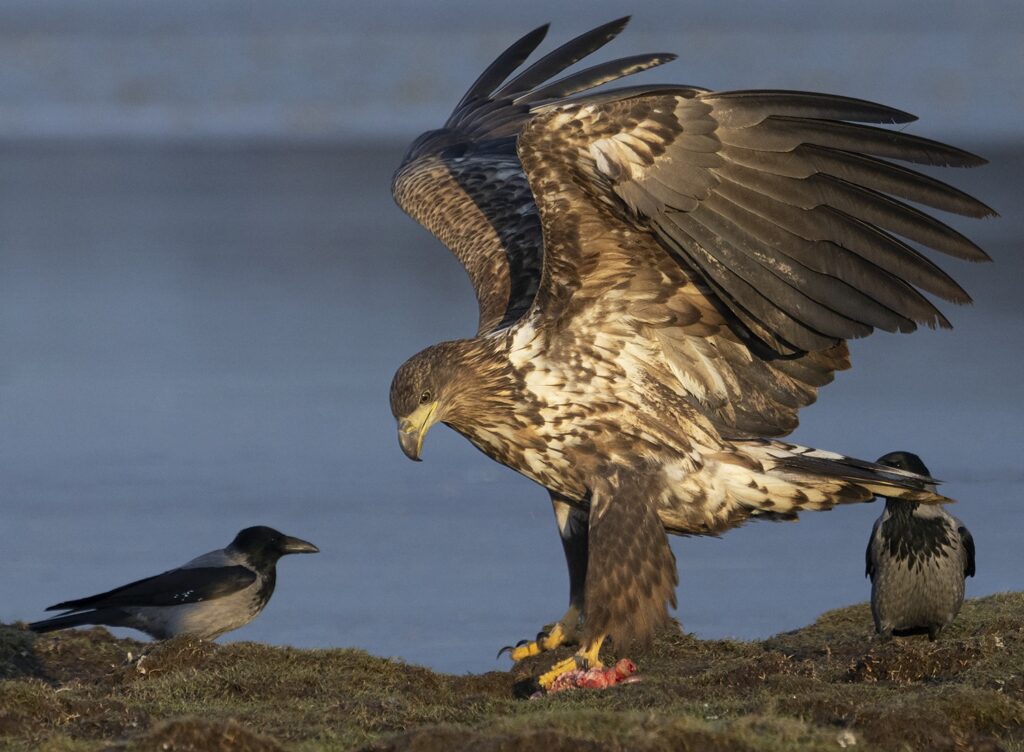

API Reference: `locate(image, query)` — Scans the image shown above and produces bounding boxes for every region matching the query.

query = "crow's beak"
[281,536,319,555]
[397,401,438,462]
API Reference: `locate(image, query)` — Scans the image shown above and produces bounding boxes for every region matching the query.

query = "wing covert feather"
[522,89,991,356]
[516,85,990,434]
[47,567,257,611]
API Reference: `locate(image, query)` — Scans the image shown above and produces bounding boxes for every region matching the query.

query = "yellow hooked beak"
[397,401,439,462]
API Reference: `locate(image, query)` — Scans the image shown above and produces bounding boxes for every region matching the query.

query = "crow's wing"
[46,566,257,611]
[866,516,882,579]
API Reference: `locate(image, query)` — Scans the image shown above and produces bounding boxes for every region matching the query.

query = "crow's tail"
[28,608,124,634]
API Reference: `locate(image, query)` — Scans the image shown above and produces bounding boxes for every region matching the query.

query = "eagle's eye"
[419,389,433,404]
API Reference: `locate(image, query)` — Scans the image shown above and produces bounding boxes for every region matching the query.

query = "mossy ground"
[2,593,1022,751]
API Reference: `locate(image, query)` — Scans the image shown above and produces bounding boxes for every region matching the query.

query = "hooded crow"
[28,526,319,640]
[866,452,975,640]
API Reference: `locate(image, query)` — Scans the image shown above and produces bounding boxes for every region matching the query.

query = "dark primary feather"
[736,145,994,218]
[451,57,673,140]
[522,54,678,105]
[713,165,988,261]
[46,566,257,612]
[443,15,673,141]
[452,23,550,113]
[718,115,988,167]
[492,16,632,99]
[707,90,917,124]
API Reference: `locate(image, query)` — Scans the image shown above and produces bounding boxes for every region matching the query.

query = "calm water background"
[1,142,1020,673]
[1,1,1022,673]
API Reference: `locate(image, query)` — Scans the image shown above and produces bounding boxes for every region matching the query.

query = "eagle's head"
[390,340,471,461]
[390,338,513,461]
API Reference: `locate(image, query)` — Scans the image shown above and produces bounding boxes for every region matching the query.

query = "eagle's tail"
[720,439,951,518]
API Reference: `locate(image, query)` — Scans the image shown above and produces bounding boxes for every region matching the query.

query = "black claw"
[515,639,530,648]
[535,631,549,643]
[497,645,514,659]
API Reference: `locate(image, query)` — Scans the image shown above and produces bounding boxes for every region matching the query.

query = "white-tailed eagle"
[388,18,993,685]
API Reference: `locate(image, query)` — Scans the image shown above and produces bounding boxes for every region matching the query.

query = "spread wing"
[46,566,257,612]
[515,85,992,434]
[392,17,675,334]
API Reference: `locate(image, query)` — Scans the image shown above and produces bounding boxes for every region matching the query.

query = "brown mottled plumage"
[388,18,993,678]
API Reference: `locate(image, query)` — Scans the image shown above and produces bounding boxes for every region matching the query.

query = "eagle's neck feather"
[442,335,532,463]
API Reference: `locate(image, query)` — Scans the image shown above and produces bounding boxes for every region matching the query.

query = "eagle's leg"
[538,473,677,690]
[501,494,587,661]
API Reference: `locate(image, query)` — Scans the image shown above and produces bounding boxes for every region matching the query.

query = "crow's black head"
[230,526,319,570]
[876,451,931,477]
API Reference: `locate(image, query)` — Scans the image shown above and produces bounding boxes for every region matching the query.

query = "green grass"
[2,594,1023,751]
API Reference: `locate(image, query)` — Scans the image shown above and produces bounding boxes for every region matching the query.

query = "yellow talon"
[509,642,542,661]
[509,622,569,661]
[502,605,582,663]
[538,656,583,688]
[537,636,605,689]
